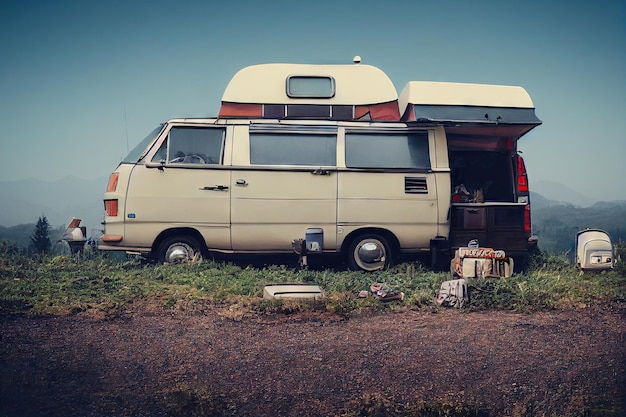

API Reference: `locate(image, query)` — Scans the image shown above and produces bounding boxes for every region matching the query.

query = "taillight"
[107,173,119,192]
[524,204,532,232]
[517,156,529,193]
[104,200,118,217]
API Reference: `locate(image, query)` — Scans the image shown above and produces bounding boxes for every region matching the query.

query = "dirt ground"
[1,303,625,417]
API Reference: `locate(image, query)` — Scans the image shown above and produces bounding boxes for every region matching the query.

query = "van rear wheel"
[347,234,392,272]
[157,235,203,264]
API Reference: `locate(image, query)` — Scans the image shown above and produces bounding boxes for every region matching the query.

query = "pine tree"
[30,215,51,254]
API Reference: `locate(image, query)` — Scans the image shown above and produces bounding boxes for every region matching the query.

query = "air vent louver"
[405,177,428,194]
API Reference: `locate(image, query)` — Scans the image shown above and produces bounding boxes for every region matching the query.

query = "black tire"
[347,234,393,272]
[156,235,203,264]
[513,255,527,273]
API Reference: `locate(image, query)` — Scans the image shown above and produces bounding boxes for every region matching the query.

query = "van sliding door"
[230,126,338,252]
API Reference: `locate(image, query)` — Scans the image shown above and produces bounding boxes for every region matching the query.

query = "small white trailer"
[575,229,614,271]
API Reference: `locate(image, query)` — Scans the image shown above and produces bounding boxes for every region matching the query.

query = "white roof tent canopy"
[217,62,541,135]
[219,63,400,121]
[398,81,542,140]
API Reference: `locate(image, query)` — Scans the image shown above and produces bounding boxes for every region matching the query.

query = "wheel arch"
[340,227,400,256]
[151,227,208,260]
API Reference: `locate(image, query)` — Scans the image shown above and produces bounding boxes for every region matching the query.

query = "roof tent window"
[287,76,335,98]
[346,132,430,169]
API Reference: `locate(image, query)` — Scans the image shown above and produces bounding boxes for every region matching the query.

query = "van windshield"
[122,125,165,163]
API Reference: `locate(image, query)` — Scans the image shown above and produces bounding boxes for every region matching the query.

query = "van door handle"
[311,169,329,175]
[200,185,229,191]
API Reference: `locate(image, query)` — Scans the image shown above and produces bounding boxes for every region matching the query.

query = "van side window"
[152,127,224,165]
[345,132,430,169]
[250,133,336,166]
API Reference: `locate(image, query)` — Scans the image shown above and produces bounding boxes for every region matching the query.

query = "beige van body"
[100,62,540,271]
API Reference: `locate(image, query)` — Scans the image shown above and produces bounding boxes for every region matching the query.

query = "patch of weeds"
[326,291,362,317]
[255,297,326,316]
[614,243,626,277]
[163,293,179,309]
[256,298,302,315]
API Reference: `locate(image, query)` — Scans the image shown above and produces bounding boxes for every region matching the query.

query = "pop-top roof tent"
[217,61,541,138]
[218,63,401,121]
[398,81,542,141]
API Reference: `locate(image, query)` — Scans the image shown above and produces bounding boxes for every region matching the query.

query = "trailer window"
[152,127,224,165]
[345,132,430,169]
[250,133,336,166]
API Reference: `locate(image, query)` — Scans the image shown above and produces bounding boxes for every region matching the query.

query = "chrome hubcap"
[165,243,196,263]
[354,239,386,271]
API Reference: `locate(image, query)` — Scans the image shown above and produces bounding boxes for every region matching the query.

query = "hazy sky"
[1,0,624,200]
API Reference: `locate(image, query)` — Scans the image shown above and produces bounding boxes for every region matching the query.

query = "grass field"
[1,243,624,317]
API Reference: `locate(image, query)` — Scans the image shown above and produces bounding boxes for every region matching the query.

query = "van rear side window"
[345,132,430,169]
[250,133,336,166]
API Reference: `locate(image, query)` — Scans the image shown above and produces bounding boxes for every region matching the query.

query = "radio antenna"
[124,102,129,154]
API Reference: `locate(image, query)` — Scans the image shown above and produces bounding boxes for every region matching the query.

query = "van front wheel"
[347,234,392,272]
[157,235,203,264]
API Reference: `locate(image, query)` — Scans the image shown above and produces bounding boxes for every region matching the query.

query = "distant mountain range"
[531,180,606,208]
[0,176,107,236]
[531,198,626,254]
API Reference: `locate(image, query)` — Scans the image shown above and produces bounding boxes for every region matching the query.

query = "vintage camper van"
[99,61,541,271]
